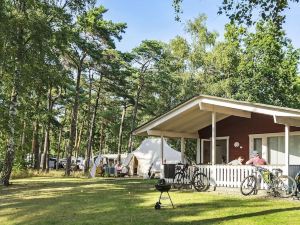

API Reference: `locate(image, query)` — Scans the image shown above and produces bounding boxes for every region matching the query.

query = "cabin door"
[201,137,229,164]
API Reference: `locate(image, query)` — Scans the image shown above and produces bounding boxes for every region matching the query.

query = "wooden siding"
[198,113,300,162]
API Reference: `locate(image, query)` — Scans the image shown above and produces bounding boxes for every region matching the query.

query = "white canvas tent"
[90,153,128,178]
[123,138,181,177]
[90,154,102,178]
[101,153,128,164]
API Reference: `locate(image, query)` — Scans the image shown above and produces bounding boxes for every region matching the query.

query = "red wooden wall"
[198,113,300,162]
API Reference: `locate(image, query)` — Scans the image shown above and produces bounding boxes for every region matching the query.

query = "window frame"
[249,131,300,165]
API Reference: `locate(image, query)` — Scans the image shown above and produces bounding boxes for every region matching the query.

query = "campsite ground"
[1,175,300,225]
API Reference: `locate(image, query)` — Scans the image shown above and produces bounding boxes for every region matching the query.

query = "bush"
[10,168,86,179]
[11,168,34,179]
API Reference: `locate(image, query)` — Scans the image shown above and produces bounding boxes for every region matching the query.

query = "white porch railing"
[196,165,287,188]
[165,164,289,188]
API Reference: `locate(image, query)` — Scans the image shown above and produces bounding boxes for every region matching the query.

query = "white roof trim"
[133,98,202,134]
[134,95,300,135]
[201,98,300,117]
[147,130,198,139]
[273,115,300,127]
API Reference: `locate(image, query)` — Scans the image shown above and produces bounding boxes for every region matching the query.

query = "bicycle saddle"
[272,168,283,174]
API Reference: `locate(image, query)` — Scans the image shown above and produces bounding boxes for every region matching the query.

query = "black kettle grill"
[154,179,174,209]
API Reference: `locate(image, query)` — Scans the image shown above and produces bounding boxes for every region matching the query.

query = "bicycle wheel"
[295,173,300,193]
[240,175,257,196]
[273,175,297,198]
[192,172,209,192]
[173,172,184,189]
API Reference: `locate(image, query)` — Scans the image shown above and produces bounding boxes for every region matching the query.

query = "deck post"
[160,135,164,178]
[285,124,290,175]
[212,112,216,165]
[161,135,164,164]
[200,139,204,163]
[262,138,268,163]
[196,138,201,164]
[181,137,185,163]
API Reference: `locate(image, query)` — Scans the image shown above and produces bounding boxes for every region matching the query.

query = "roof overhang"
[133,95,300,138]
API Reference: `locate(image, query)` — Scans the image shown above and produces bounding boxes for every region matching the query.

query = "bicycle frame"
[241,166,295,197]
[294,171,300,194]
[252,166,282,189]
[252,166,275,188]
[174,164,199,186]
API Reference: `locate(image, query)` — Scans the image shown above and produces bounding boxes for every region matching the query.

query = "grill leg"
[167,191,175,209]
[158,192,163,204]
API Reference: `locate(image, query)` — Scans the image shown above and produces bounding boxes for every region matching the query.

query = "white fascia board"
[147,130,199,139]
[201,98,300,117]
[199,102,251,118]
[273,115,300,127]
[134,98,201,135]
[134,95,300,136]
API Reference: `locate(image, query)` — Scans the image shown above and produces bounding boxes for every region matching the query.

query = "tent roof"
[133,95,300,138]
[123,138,181,166]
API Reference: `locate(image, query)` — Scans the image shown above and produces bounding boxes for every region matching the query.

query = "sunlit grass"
[1,175,300,225]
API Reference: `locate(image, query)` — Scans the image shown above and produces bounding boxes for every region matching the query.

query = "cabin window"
[253,138,262,156]
[267,136,285,165]
[289,135,300,165]
[250,133,300,165]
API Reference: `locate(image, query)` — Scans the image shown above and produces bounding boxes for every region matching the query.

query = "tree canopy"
[0,1,299,185]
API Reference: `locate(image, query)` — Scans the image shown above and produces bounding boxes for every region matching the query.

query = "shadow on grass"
[1,177,299,225]
[169,206,300,225]
[0,178,159,225]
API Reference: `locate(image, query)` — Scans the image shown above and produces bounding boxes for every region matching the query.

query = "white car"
[76,157,85,170]
[49,158,57,169]
[59,158,67,168]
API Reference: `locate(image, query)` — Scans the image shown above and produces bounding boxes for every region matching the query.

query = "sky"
[98,0,300,52]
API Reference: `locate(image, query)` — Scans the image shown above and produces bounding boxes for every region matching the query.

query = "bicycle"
[173,163,209,191]
[293,171,300,199]
[240,166,297,198]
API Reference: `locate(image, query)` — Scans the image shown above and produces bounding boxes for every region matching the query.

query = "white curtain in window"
[289,135,300,165]
[268,136,285,165]
[253,138,262,156]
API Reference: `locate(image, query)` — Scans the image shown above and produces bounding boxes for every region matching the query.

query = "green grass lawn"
[1,176,300,225]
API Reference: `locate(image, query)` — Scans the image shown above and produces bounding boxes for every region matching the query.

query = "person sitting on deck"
[246,151,267,165]
[228,156,244,165]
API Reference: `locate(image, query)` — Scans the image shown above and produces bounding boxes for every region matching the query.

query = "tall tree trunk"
[39,125,45,166]
[75,119,85,158]
[66,65,83,176]
[20,120,26,167]
[1,87,18,186]
[32,120,40,169]
[41,128,50,172]
[1,1,24,185]
[84,84,101,173]
[117,104,127,162]
[86,70,93,140]
[41,87,53,172]
[56,107,67,170]
[103,134,107,154]
[128,86,143,152]
[74,121,79,159]
[98,123,104,155]
[56,126,63,170]
[63,138,68,158]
